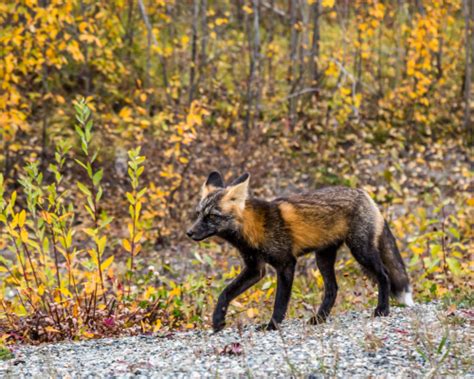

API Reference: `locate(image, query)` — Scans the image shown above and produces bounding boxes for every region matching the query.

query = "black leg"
[310,246,339,324]
[213,263,265,332]
[266,260,296,330]
[349,246,390,317]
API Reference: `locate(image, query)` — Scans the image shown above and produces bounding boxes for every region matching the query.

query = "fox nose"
[186,229,194,238]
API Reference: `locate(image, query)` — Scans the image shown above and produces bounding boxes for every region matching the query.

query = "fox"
[186,171,414,332]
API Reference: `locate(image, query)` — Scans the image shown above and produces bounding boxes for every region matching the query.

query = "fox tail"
[379,221,414,306]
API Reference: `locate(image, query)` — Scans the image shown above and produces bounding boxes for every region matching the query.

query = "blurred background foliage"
[0,0,472,343]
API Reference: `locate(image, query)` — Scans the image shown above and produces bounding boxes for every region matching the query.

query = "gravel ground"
[1,303,472,378]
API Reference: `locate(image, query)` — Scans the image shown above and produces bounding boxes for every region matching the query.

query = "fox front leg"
[264,260,296,331]
[212,264,266,332]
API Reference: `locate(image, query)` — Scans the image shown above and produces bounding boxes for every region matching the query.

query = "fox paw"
[212,319,226,333]
[308,315,327,325]
[256,321,278,331]
[374,307,390,317]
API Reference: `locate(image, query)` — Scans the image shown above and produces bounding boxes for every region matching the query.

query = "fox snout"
[186,221,216,241]
[185,225,201,241]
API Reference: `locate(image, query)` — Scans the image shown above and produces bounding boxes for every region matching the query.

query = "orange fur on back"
[279,202,349,256]
[241,207,266,247]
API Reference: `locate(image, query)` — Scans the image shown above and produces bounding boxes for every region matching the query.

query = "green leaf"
[430,244,441,258]
[137,187,147,199]
[84,204,95,219]
[126,192,135,205]
[77,181,91,197]
[448,227,460,240]
[92,169,103,186]
[99,216,114,229]
[0,254,11,267]
[437,334,448,354]
[446,257,462,276]
[97,235,107,254]
[87,196,96,215]
[96,186,103,203]
[86,162,93,179]
[75,125,84,138]
[74,158,88,171]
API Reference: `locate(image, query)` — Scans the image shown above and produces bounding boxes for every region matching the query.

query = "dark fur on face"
[186,171,250,241]
[187,191,233,241]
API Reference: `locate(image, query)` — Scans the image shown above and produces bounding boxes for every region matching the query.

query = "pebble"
[1,303,472,378]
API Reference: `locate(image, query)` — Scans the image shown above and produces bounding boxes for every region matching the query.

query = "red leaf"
[221,342,243,356]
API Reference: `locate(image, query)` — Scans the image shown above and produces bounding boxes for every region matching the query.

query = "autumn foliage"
[0,0,472,344]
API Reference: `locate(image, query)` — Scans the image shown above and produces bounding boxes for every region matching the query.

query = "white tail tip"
[397,289,415,307]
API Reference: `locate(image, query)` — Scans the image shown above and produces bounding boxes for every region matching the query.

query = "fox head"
[186,171,250,241]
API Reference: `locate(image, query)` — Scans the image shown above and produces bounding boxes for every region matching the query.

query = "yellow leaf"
[169,286,181,299]
[242,5,253,14]
[411,246,424,255]
[144,285,156,299]
[153,319,162,332]
[82,330,94,338]
[45,326,60,333]
[97,235,107,254]
[41,210,52,224]
[78,22,88,33]
[134,231,143,243]
[20,228,29,243]
[101,255,114,271]
[247,308,259,318]
[119,107,132,119]
[60,287,73,298]
[322,0,335,7]
[123,239,131,252]
[88,248,98,265]
[215,18,228,26]
[18,209,26,227]
[133,244,142,256]
[181,35,189,46]
[325,61,338,78]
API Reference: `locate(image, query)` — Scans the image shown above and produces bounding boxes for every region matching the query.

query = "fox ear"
[223,173,250,210]
[201,171,224,199]
[229,172,250,186]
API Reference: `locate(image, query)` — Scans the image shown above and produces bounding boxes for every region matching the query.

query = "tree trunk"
[244,8,255,140]
[189,0,199,105]
[288,0,298,129]
[267,0,276,96]
[137,0,171,105]
[310,0,321,87]
[253,0,261,119]
[463,0,473,140]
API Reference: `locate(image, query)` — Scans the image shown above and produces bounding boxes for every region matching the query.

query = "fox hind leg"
[347,237,390,317]
[310,244,341,324]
